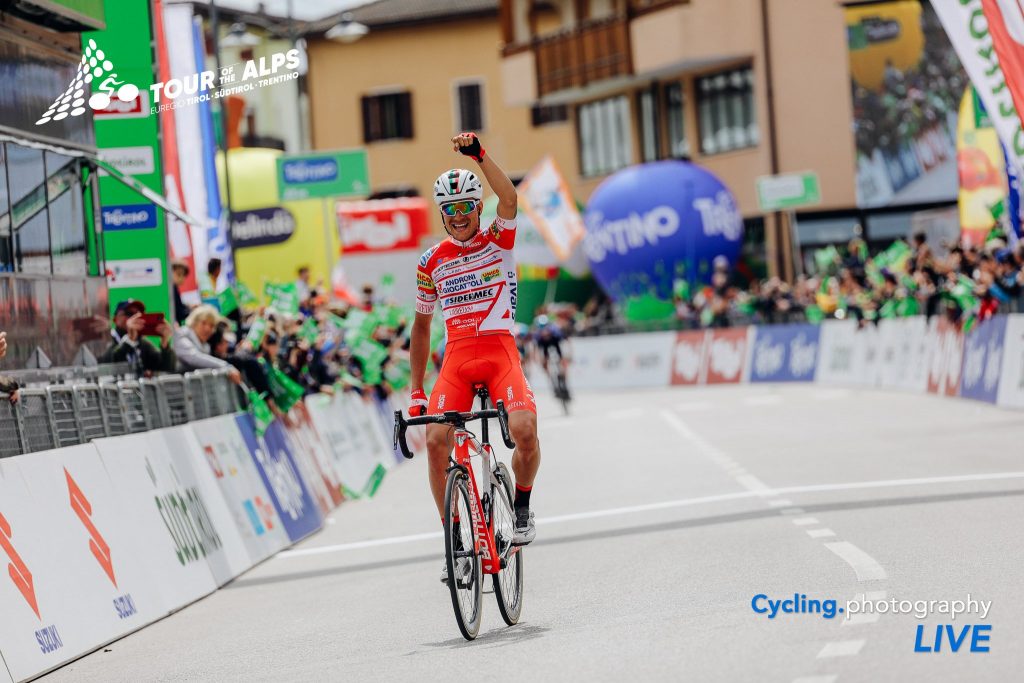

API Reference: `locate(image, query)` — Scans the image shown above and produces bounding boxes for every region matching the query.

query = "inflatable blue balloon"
[583,161,744,303]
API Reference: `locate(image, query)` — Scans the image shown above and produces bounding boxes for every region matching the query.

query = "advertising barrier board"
[235,415,323,543]
[749,324,820,383]
[572,332,675,390]
[997,315,1024,409]
[187,416,290,564]
[959,316,1008,404]
[92,433,220,613]
[0,447,164,682]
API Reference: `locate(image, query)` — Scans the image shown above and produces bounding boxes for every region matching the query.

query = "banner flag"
[517,156,585,261]
[934,0,1024,173]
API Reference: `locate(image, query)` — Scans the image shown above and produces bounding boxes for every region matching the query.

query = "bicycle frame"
[450,426,519,576]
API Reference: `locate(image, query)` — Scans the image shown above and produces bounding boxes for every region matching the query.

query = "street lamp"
[325,13,368,43]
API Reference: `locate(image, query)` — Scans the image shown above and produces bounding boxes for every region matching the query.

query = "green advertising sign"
[85,2,170,319]
[756,172,822,212]
[276,150,369,201]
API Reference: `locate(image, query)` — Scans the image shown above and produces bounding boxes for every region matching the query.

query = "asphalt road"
[44,383,1024,682]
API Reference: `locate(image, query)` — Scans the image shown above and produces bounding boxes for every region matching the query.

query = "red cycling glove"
[409,388,428,417]
[457,132,486,162]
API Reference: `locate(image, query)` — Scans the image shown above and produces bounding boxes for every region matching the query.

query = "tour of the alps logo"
[36,39,139,125]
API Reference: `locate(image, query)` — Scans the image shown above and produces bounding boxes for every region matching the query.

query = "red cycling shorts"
[428,334,536,415]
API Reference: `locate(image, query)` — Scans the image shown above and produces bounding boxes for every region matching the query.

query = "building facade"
[498,0,960,279]
[0,3,109,367]
[305,0,579,237]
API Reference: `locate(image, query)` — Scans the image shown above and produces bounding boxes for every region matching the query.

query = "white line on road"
[277,472,1024,560]
[807,528,837,538]
[825,542,887,582]
[735,474,773,494]
[817,640,865,657]
[792,517,820,526]
[768,499,794,507]
[792,677,837,683]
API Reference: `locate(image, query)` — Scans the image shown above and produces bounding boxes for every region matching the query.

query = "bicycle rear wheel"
[445,469,483,640]
[490,462,524,625]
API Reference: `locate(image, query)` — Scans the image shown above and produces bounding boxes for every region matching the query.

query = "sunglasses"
[440,200,478,217]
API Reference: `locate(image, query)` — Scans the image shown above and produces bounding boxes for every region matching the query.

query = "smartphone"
[139,312,166,337]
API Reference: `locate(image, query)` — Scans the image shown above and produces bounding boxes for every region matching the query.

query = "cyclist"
[408,133,540,584]
[533,315,570,402]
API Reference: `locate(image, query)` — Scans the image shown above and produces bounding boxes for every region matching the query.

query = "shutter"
[361,95,373,143]
[399,91,413,139]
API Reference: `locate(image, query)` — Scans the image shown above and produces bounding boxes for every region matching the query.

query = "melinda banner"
[846,0,966,208]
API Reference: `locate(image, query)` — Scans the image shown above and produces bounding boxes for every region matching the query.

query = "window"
[7,143,50,274]
[361,91,413,143]
[664,81,690,158]
[455,81,484,132]
[0,143,11,272]
[46,152,87,277]
[578,95,632,177]
[696,66,758,155]
[638,87,660,163]
[531,103,568,127]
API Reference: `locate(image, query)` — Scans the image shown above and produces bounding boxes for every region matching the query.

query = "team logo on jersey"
[416,272,433,289]
[481,267,501,283]
[444,288,494,306]
[419,244,439,267]
[438,394,446,409]
[488,220,501,239]
[507,386,514,402]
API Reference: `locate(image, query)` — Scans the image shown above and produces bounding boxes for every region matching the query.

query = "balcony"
[532,14,632,99]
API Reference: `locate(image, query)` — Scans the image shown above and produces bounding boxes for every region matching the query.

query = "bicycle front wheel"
[491,462,524,625]
[445,468,483,640]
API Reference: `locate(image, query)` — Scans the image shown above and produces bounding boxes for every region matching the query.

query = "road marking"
[277,473,1024,560]
[743,394,783,406]
[735,474,773,494]
[608,408,644,420]
[825,542,887,581]
[768,499,793,507]
[792,517,819,526]
[807,528,837,538]
[817,640,865,657]
[792,677,837,683]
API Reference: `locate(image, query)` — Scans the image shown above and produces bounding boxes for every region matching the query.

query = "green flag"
[264,282,300,316]
[262,360,305,412]
[384,357,411,390]
[298,317,319,344]
[247,391,274,438]
[245,317,268,348]
[218,286,239,315]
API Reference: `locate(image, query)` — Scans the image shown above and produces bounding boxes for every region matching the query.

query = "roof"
[310,0,498,33]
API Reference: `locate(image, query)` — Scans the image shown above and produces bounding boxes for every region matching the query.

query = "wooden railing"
[533,14,632,98]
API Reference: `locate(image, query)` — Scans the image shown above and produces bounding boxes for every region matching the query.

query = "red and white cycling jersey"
[416,216,518,341]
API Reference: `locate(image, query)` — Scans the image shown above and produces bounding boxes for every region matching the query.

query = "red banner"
[671,331,707,386]
[338,198,430,254]
[706,327,749,384]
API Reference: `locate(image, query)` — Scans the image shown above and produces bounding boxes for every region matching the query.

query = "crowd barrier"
[0,387,413,682]
[0,369,240,459]
[544,314,1024,410]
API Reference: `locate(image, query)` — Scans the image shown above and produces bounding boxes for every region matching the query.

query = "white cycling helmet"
[433,168,483,206]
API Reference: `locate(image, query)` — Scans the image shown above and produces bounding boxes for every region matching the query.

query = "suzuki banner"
[0,446,165,682]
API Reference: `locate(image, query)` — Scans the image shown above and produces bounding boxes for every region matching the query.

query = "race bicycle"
[394,385,524,640]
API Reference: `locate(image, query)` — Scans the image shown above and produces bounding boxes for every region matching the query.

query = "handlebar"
[393,400,517,459]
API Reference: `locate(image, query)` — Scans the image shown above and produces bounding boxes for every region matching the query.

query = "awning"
[0,131,212,229]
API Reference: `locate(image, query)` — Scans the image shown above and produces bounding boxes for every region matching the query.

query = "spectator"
[99,300,176,376]
[174,305,241,383]
[295,266,312,302]
[0,330,18,405]
[171,259,191,325]
[360,284,375,312]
